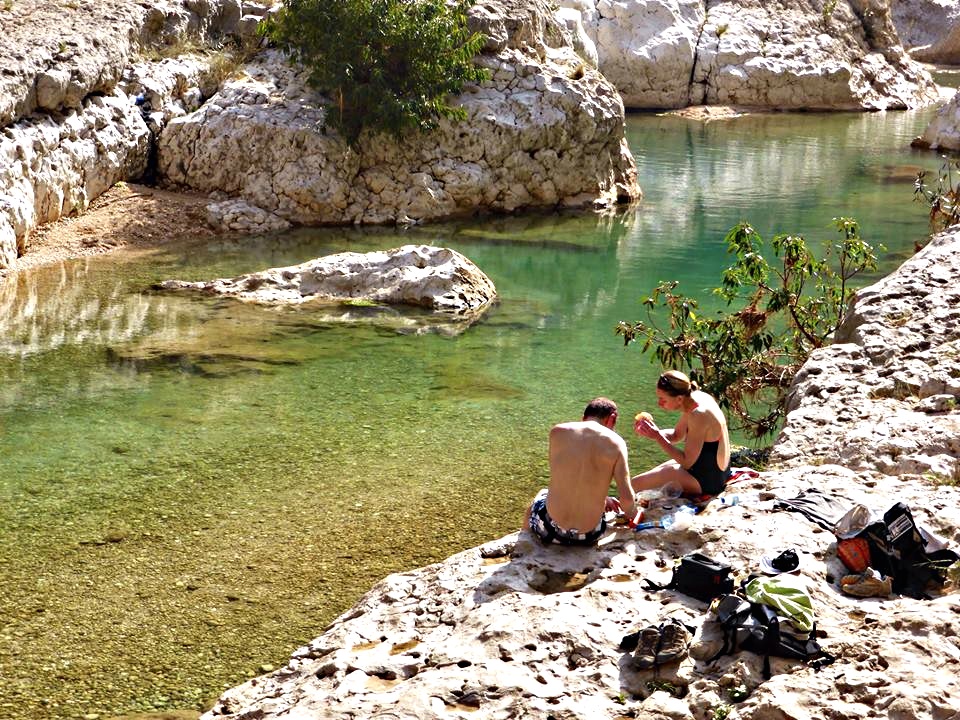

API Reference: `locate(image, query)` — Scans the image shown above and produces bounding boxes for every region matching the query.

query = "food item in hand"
[635,411,653,423]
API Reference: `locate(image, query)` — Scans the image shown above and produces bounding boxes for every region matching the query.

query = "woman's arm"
[636,416,687,466]
[664,413,688,444]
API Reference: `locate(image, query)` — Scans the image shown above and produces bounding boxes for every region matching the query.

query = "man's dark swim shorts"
[529,488,605,546]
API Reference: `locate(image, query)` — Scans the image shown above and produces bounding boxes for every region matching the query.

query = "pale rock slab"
[156,0,639,226]
[0,93,152,270]
[915,87,960,152]
[159,244,497,316]
[0,0,247,130]
[0,0,256,269]
[556,5,600,67]
[892,0,960,62]
[569,0,939,110]
[772,226,960,481]
[595,0,705,108]
[205,198,292,234]
[0,54,222,270]
[201,460,960,719]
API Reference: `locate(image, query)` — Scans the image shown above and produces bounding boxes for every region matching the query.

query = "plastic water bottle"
[662,504,697,531]
[661,482,684,499]
[719,495,740,508]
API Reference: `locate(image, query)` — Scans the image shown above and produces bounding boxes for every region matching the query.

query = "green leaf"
[266,0,489,145]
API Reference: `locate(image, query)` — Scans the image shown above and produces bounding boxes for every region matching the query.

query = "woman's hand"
[634,417,661,440]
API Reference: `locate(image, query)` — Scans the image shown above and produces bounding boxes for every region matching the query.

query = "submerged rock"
[159,245,497,316]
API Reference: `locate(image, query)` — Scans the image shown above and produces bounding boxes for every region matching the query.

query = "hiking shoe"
[632,626,661,670]
[654,620,691,665]
[841,569,892,598]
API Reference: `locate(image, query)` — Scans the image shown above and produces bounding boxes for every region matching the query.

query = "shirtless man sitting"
[524,397,639,546]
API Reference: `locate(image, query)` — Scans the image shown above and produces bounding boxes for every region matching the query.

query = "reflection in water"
[0,260,161,357]
[627,109,942,250]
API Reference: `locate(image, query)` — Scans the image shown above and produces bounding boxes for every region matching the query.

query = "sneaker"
[633,626,661,670]
[654,620,691,665]
[841,569,892,598]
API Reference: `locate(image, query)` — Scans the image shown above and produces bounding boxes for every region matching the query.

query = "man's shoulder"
[552,420,624,446]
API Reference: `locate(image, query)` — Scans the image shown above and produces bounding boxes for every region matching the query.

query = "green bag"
[744,576,814,634]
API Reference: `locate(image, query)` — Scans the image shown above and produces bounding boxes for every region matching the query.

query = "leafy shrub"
[262,0,488,145]
[615,218,879,438]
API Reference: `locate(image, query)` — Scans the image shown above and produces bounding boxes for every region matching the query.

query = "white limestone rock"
[0,0,246,129]
[159,244,498,316]
[156,0,640,226]
[201,460,960,719]
[206,198,292,234]
[0,0,257,269]
[0,92,152,269]
[556,6,600,67]
[892,0,960,62]
[772,226,960,481]
[569,0,938,109]
[915,87,960,152]
[595,0,706,109]
[0,54,222,270]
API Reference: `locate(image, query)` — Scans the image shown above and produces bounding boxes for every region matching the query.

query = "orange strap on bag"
[837,537,871,573]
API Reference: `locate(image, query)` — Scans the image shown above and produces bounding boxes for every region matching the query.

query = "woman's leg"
[631,460,703,496]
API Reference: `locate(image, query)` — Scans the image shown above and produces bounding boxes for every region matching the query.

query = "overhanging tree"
[615,218,879,439]
[262,0,488,145]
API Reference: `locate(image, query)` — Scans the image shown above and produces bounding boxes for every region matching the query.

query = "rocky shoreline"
[2,2,960,719]
[200,227,960,720]
[5,0,960,273]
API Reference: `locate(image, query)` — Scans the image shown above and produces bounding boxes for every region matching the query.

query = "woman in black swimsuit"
[631,370,731,497]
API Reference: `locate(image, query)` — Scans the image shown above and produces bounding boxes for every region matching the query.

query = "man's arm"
[610,437,637,517]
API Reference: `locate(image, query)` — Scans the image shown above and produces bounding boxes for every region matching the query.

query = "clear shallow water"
[0,106,948,718]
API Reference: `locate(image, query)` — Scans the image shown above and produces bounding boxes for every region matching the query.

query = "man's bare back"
[546,420,632,531]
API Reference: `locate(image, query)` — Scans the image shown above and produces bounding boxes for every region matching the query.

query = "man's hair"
[583,397,617,421]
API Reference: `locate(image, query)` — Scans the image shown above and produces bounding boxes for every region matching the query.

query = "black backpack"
[645,553,734,603]
[709,594,833,679]
[858,502,960,600]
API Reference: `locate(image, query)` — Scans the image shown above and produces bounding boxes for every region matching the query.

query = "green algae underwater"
[0,107,947,719]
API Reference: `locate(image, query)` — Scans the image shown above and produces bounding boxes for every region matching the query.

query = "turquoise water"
[0,106,947,718]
